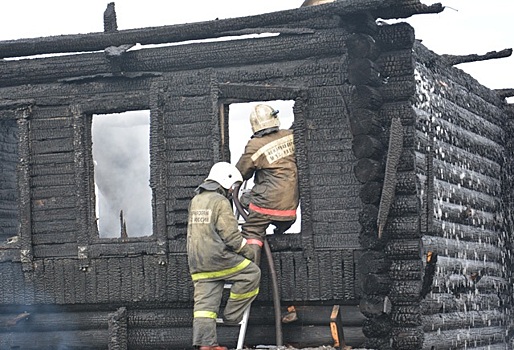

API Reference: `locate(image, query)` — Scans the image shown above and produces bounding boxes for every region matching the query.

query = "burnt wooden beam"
[441,48,512,66]
[431,219,501,244]
[422,310,504,332]
[422,236,503,263]
[103,2,118,33]
[0,330,109,349]
[0,29,347,87]
[495,88,514,99]
[421,292,501,315]
[0,0,440,59]
[424,326,506,349]
[16,108,33,270]
[377,117,403,238]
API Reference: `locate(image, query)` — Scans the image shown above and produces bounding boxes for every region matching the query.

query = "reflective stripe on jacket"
[236,129,299,221]
[187,190,247,277]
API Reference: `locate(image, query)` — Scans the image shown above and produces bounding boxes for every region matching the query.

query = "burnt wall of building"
[413,42,511,349]
[344,21,424,350]
[0,19,372,349]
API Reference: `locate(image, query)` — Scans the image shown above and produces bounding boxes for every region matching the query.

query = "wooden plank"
[0,330,108,349]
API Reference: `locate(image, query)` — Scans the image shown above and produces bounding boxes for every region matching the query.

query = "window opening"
[0,118,19,243]
[92,111,152,238]
[228,100,301,234]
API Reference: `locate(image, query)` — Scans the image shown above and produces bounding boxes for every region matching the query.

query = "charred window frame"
[217,84,313,253]
[73,99,167,259]
[0,107,31,268]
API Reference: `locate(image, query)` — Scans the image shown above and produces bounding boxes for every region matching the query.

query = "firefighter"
[235,104,300,265]
[187,162,261,350]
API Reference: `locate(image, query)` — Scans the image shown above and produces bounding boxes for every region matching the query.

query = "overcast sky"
[1,0,512,95]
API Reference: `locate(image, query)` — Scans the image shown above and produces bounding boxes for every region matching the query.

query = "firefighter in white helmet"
[187,162,261,350]
[236,104,300,265]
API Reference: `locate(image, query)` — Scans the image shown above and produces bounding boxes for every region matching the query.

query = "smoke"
[92,111,152,238]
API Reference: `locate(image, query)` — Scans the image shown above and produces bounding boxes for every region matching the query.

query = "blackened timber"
[429,255,503,278]
[385,239,422,259]
[354,158,383,183]
[17,109,33,268]
[495,88,514,98]
[389,260,422,280]
[432,201,497,231]
[348,59,382,86]
[415,131,502,179]
[376,22,415,50]
[360,181,382,204]
[416,108,504,163]
[380,75,416,101]
[414,46,506,122]
[391,304,422,327]
[415,100,505,145]
[388,281,422,303]
[441,48,512,66]
[423,326,506,350]
[376,50,415,77]
[352,134,384,159]
[431,219,501,244]
[422,310,505,332]
[0,329,108,349]
[0,0,440,59]
[346,33,380,59]
[348,108,384,135]
[421,292,501,315]
[350,85,383,110]
[0,29,349,87]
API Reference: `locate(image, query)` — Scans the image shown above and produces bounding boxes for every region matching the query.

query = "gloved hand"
[239,244,257,262]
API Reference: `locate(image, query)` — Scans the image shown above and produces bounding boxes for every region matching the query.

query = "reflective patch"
[251,134,295,164]
[190,209,212,224]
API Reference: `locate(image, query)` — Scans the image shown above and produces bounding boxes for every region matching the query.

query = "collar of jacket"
[252,126,279,138]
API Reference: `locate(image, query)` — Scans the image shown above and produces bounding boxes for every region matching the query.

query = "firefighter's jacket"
[187,190,248,280]
[236,128,299,221]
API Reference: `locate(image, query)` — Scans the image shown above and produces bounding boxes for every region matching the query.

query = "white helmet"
[249,104,280,133]
[205,162,243,190]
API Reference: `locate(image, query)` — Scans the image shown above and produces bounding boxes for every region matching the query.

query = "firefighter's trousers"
[192,261,261,347]
[242,210,295,242]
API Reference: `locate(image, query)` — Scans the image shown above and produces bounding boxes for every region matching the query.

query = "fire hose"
[233,183,283,347]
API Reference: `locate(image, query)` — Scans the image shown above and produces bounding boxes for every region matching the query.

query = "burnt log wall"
[347,21,424,350]
[0,13,370,349]
[0,2,511,349]
[413,42,511,349]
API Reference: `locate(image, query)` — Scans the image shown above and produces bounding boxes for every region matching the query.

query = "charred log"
[346,33,380,59]
[421,292,502,315]
[423,326,506,350]
[441,48,512,66]
[348,108,384,136]
[495,88,514,99]
[354,158,384,183]
[348,58,383,86]
[422,310,505,332]
[352,134,384,160]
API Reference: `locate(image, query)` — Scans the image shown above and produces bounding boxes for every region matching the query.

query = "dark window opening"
[0,119,19,243]
[92,111,152,238]
[228,100,301,234]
